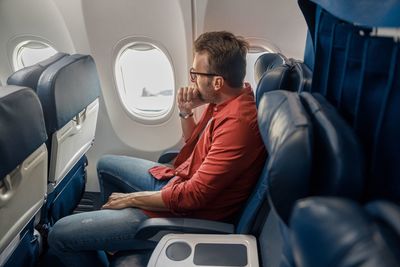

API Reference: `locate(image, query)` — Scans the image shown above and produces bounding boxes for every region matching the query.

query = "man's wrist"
[179,111,194,119]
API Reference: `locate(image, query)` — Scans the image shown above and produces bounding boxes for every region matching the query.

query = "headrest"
[7,52,68,91]
[290,197,400,267]
[288,59,312,92]
[254,53,286,84]
[0,86,47,179]
[300,92,364,200]
[255,56,312,107]
[258,90,312,225]
[36,54,101,135]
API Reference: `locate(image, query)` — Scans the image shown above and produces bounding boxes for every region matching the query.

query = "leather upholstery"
[7,52,68,91]
[300,92,364,200]
[36,54,101,135]
[256,90,312,226]
[290,197,400,267]
[254,54,312,107]
[254,53,286,84]
[0,86,47,179]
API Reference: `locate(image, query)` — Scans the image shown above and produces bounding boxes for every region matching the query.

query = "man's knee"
[48,217,72,252]
[97,155,118,176]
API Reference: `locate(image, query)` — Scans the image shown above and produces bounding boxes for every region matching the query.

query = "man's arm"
[102,191,169,211]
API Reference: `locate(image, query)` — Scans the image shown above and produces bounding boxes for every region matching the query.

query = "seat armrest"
[134,218,234,240]
[148,234,259,267]
[157,150,180,164]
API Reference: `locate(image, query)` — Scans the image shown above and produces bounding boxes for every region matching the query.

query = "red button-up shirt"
[145,85,267,222]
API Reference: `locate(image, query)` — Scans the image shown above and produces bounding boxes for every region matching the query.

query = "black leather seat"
[254,53,312,107]
[290,197,400,267]
[267,92,364,267]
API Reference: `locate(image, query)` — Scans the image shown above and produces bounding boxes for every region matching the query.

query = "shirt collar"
[212,83,253,113]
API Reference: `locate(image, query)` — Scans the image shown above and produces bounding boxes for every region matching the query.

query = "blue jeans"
[47,155,170,267]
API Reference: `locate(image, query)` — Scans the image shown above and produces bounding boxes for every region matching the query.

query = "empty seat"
[290,197,400,267]
[0,85,47,266]
[254,53,312,107]
[7,53,101,225]
[35,54,101,225]
[7,52,68,91]
[266,92,364,266]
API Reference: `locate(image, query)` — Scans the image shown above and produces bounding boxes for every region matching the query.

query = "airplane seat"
[0,85,48,267]
[7,52,68,90]
[254,53,313,107]
[35,54,101,226]
[254,52,286,85]
[290,197,400,267]
[267,92,364,267]
[299,0,400,203]
[109,90,313,267]
[287,58,313,92]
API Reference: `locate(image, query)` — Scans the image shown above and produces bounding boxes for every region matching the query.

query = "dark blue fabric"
[303,30,315,71]
[299,2,400,202]
[4,220,39,267]
[308,0,400,27]
[36,54,101,135]
[7,52,68,91]
[0,86,47,179]
[42,156,87,226]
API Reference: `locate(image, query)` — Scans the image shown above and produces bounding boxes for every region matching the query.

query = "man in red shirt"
[48,31,267,267]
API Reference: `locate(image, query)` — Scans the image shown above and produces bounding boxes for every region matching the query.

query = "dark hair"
[194,31,249,88]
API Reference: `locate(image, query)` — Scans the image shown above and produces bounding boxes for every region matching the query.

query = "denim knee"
[48,217,72,252]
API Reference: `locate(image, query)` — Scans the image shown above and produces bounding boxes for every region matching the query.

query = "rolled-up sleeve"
[161,117,257,215]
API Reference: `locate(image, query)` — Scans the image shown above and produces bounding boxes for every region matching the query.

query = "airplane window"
[14,41,57,71]
[115,42,174,120]
[245,46,270,91]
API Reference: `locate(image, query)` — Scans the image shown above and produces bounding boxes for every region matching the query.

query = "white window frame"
[12,39,57,71]
[113,37,176,125]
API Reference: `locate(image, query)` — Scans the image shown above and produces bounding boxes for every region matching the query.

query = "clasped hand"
[177,86,205,113]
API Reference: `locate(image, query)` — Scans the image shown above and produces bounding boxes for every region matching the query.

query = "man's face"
[192,52,218,103]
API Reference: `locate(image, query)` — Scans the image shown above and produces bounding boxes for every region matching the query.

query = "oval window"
[114,42,175,120]
[14,41,57,71]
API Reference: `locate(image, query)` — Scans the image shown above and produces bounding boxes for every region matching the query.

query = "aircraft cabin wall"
[0,0,307,191]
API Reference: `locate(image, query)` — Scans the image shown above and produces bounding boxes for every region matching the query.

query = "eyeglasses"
[189,68,221,82]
